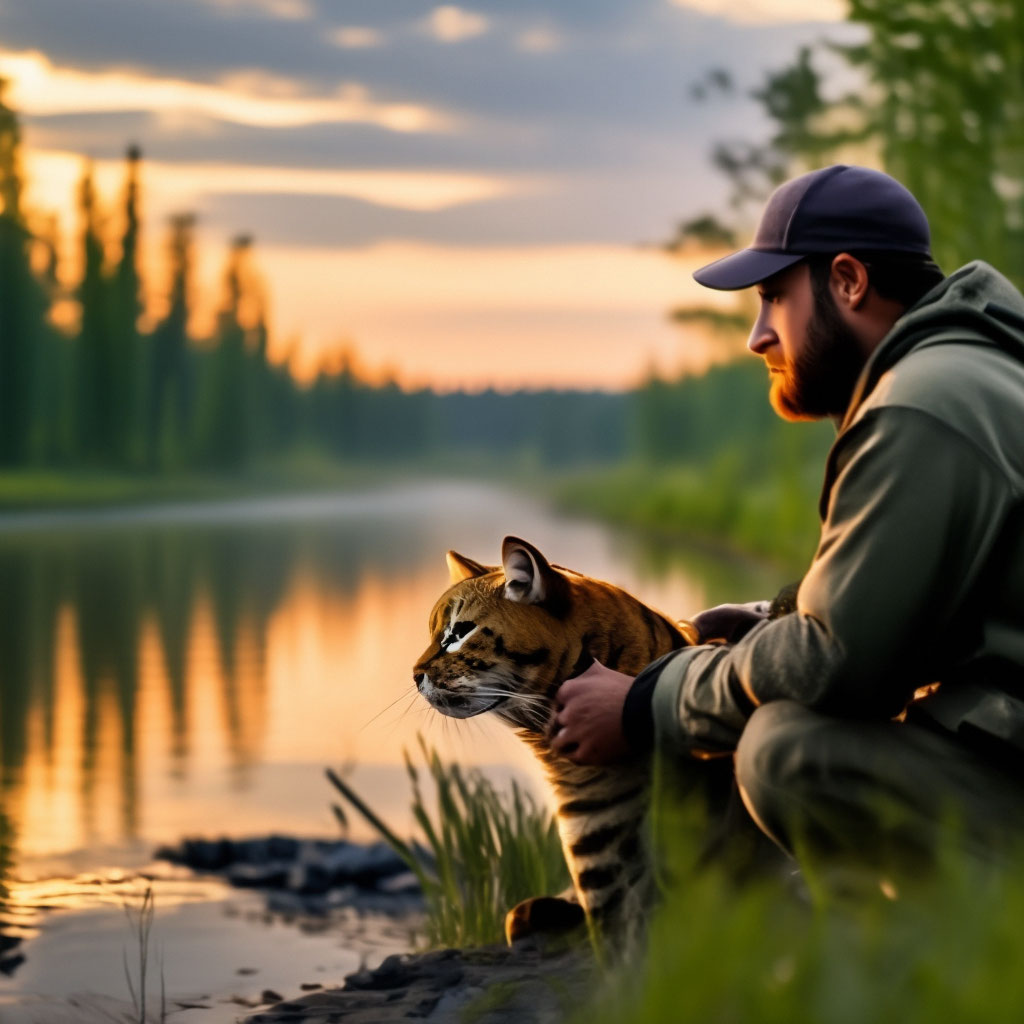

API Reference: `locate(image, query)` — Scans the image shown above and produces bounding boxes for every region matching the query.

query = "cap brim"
[693,249,805,291]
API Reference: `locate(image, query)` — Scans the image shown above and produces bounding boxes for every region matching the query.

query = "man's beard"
[770,292,866,421]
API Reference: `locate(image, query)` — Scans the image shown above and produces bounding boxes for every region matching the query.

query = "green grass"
[576,796,1024,1024]
[330,737,1024,1023]
[328,736,569,949]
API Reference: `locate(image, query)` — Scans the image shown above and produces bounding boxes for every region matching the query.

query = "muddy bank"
[246,944,592,1024]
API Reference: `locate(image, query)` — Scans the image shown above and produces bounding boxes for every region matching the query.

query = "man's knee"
[735,700,819,843]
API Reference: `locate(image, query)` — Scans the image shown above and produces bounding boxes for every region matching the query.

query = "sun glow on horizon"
[253,241,746,388]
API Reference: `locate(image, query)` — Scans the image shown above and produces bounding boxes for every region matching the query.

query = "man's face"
[747,261,865,421]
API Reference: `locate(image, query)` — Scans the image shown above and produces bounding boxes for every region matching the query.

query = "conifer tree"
[109,145,144,466]
[0,79,47,465]
[196,235,256,470]
[34,213,75,463]
[75,164,112,463]
[148,213,196,470]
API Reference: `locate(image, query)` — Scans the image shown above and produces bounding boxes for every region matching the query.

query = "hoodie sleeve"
[643,404,1015,758]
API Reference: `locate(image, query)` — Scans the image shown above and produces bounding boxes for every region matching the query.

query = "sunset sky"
[0,0,852,390]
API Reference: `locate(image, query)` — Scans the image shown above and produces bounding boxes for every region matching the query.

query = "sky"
[0,0,852,390]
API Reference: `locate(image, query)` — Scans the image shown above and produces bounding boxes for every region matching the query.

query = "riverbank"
[0,455,385,513]
[248,943,591,1024]
[552,461,821,573]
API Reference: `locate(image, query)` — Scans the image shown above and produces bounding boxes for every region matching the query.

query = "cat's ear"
[501,536,559,605]
[446,551,493,584]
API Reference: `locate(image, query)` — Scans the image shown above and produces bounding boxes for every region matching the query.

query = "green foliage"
[329,737,569,949]
[0,80,51,467]
[692,0,1024,285]
[147,214,197,471]
[195,236,262,470]
[663,214,738,252]
[556,456,821,571]
[76,163,116,464]
[108,145,144,468]
[840,0,1024,286]
[711,46,835,208]
[668,307,750,333]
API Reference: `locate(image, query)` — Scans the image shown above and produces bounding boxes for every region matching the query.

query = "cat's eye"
[440,619,476,649]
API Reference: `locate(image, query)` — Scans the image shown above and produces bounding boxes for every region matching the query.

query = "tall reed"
[328,736,568,948]
[122,885,167,1024]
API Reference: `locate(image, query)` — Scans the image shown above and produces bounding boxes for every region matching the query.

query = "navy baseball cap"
[693,165,932,290]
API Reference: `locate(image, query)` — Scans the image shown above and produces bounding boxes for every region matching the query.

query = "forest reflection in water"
[0,482,784,875]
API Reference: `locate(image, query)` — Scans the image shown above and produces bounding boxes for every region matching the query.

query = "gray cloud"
[2,0,856,244]
[24,99,736,175]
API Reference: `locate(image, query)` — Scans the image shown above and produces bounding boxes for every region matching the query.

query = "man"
[552,164,1024,872]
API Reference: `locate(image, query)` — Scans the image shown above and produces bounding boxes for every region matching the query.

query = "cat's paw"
[504,895,586,944]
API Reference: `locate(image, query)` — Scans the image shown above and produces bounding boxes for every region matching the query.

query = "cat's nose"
[414,673,429,690]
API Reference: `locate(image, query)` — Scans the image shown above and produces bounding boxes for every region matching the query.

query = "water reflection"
[0,483,784,870]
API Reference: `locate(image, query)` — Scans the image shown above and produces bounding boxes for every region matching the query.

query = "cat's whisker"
[473,690,552,712]
[366,689,421,731]
[471,684,549,704]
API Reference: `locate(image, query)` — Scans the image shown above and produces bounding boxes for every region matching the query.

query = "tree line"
[0,86,631,474]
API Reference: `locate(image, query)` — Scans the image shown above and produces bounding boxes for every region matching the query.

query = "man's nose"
[747,311,776,354]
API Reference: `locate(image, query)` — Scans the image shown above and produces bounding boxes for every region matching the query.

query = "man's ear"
[831,253,871,310]
[446,551,493,584]
[501,536,558,604]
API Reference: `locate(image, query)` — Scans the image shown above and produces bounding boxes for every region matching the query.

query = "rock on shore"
[155,835,425,916]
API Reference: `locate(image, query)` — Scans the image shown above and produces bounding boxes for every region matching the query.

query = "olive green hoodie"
[643,261,1024,759]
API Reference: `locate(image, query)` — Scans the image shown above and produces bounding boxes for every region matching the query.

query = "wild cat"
[413,536,696,946]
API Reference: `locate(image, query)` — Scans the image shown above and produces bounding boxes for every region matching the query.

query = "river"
[0,480,783,1020]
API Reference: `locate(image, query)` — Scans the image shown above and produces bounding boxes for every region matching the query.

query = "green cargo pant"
[734,700,1024,873]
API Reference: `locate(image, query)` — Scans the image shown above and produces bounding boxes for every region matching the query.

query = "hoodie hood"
[841,261,1024,431]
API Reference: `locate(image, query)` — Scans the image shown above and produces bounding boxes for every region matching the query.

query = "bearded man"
[552,165,1024,874]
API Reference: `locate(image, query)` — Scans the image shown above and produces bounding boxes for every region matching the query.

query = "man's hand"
[690,600,771,644]
[550,661,635,765]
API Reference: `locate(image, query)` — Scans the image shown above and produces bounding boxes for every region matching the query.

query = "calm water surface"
[0,480,783,1016]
